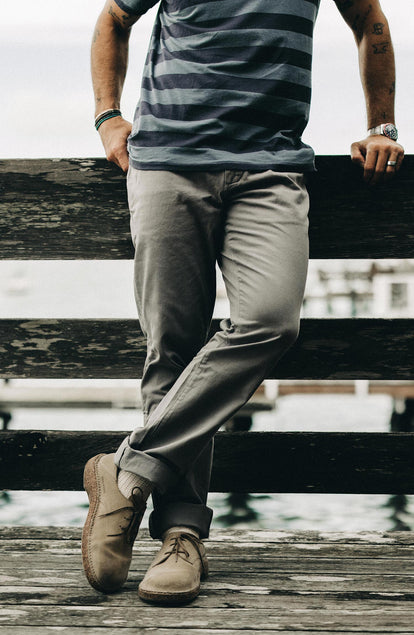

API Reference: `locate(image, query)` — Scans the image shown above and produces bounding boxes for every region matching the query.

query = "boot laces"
[99,487,145,545]
[155,533,204,567]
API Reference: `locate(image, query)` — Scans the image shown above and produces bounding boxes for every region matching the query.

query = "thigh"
[128,167,222,359]
[220,171,309,329]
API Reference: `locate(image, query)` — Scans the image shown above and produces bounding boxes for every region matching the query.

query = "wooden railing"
[0,156,413,493]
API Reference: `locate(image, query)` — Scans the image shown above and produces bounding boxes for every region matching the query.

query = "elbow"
[96,8,131,41]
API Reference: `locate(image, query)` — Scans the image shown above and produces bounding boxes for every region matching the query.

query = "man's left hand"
[351,136,404,185]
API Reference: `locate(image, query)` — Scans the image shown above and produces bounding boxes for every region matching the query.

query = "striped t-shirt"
[115,0,321,171]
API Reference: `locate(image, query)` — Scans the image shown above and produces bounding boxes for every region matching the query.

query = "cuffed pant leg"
[149,441,214,539]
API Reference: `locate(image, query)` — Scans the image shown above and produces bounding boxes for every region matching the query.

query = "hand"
[98,116,132,173]
[351,136,404,186]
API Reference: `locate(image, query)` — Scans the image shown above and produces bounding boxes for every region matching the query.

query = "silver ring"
[387,160,397,167]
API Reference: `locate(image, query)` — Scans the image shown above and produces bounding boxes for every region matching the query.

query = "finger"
[118,152,130,173]
[350,142,365,168]
[363,147,378,184]
[384,151,399,182]
[396,148,405,171]
[115,144,130,173]
[370,149,389,185]
[106,143,129,172]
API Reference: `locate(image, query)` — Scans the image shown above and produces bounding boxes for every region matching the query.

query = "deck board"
[0,528,413,632]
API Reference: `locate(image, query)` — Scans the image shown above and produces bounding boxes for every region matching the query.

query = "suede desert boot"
[138,530,208,605]
[82,453,147,593]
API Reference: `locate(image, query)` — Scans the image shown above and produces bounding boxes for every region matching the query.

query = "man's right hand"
[98,116,132,173]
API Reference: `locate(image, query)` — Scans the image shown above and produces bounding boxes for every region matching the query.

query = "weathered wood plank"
[1,603,414,630]
[0,318,412,379]
[0,631,388,635]
[4,525,414,550]
[3,572,414,597]
[3,527,414,544]
[0,157,413,259]
[4,539,414,560]
[2,430,414,493]
[0,630,350,635]
[2,547,414,580]
[2,584,414,607]
[0,630,363,635]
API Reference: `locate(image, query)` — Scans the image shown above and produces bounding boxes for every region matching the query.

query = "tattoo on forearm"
[389,81,395,95]
[372,41,390,54]
[372,22,385,35]
[92,27,101,44]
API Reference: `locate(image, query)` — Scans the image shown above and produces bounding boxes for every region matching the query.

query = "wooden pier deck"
[1,526,414,633]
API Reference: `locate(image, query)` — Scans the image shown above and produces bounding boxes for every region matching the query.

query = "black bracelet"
[95,109,122,131]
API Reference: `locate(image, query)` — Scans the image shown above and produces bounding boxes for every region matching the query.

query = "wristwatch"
[368,123,398,142]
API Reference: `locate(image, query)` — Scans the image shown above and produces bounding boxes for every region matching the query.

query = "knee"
[278,319,300,350]
[241,309,300,353]
[267,315,300,350]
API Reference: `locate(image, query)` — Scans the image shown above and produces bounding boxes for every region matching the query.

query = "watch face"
[384,124,398,141]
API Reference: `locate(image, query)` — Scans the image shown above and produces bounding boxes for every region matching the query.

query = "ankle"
[117,469,153,501]
[163,526,200,540]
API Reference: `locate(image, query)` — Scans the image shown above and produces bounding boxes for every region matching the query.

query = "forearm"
[356,14,396,128]
[91,11,131,116]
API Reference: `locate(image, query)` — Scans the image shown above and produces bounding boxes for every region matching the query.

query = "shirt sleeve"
[113,0,160,16]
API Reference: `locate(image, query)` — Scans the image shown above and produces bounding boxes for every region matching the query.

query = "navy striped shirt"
[115,0,321,171]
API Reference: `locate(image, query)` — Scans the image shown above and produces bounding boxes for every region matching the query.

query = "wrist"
[367,123,398,142]
[95,109,122,131]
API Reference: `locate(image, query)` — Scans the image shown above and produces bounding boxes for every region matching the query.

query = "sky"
[0,0,413,159]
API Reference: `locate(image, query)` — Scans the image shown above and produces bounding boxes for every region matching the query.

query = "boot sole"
[138,567,208,605]
[81,453,108,593]
[138,584,201,605]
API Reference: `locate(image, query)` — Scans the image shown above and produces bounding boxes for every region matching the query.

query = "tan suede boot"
[82,453,147,593]
[138,530,208,605]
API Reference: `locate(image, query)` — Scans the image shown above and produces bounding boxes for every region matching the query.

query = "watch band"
[368,123,398,141]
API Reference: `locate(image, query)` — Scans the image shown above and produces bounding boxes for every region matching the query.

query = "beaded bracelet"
[95,109,122,131]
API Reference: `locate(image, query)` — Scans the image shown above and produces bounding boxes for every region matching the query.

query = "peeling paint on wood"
[0,157,413,259]
[0,318,412,379]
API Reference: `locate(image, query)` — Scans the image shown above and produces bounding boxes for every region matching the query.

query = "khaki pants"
[115,167,309,538]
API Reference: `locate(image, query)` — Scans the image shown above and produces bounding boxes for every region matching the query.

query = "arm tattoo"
[92,27,101,44]
[372,41,390,54]
[372,23,385,35]
[108,6,131,27]
[389,81,395,95]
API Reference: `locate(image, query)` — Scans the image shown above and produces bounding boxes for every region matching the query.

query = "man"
[82,0,404,604]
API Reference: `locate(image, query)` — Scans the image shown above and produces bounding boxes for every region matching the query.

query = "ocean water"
[2,391,413,532]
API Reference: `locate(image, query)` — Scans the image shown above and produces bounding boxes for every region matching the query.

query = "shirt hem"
[129,158,315,173]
